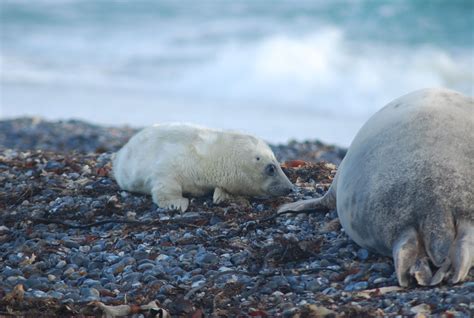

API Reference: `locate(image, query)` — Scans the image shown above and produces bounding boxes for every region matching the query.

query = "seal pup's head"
[218,133,294,197]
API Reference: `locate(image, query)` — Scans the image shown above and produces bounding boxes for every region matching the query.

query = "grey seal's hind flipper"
[431,222,474,285]
[277,184,336,213]
[394,221,473,286]
[449,222,474,284]
[392,228,433,287]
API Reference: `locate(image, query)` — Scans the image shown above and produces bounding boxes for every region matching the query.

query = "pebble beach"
[0,118,472,317]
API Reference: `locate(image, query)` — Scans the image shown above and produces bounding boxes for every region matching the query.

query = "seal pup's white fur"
[113,123,293,212]
[279,88,473,287]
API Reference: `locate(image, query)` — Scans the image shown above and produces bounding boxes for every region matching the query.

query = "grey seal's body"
[279,88,473,286]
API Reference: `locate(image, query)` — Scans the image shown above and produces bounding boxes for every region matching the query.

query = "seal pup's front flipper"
[213,187,250,206]
[213,187,232,204]
[151,180,189,212]
[277,184,337,214]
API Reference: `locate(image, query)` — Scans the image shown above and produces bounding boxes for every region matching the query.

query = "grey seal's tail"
[277,184,337,213]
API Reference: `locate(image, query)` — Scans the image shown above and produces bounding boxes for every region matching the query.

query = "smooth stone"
[462,281,474,289]
[137,263,155,272]
[156,254,171,262]
[63,292,81,302]
[209,215,223,225]
[122,272,142,283]
[357,248,369,260]
[191,279,206,288]
[87,270,102,280]
[63,240,80,249]
[105,254,121,264]
[82,279,102,287]
[344,281,369,291]
[369,263,393,275]
[133,250,149,261]
[6,276,25,285]
[231,251,250,266]
[63,267,75,276]
[373,277,389,284]
[24,277,49,290]
[195,252,219,266]
[131,282,142,288]
[30,290,48,298]
[322,287,339,296]
[91,201,104,209]
[2,268,22,277]
[80,287,100,301]
[120,257,137,266]
[159,284,176,295]
[79,245,91,253]
[56,260,67,269]
[451,295,470,304]
[319,259,330,267]
[45,161,64,170]
[91,243,105,252]
[47,291,64,299]
[69,172,80,180]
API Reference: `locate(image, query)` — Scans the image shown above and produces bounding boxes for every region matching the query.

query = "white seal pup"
[279,88,473,286]
[113,123,294,212]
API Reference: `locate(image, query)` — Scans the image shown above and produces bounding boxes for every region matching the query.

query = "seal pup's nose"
[283,185,297,195]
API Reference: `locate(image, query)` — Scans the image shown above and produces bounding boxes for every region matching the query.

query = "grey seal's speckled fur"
[279,88,473,286]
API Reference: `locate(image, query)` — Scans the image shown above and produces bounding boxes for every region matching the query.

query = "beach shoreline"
[0,117,472,317]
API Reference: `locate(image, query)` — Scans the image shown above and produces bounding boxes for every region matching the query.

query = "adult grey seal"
[279,88,473,286]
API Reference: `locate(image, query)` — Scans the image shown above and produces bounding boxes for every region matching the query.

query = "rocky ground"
[0,117,472,317]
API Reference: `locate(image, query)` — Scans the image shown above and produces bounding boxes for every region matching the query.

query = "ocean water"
[1,0,473,146]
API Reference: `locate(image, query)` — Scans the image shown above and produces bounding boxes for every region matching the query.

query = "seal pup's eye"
[256,157,260,161]
[265,164,276,176]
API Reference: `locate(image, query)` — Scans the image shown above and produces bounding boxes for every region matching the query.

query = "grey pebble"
[137,263,155,272]
[64,240,80,249]
[82,278,102,288]
[209,215,223,225]
[344,281,369,291]
[122,272,142,283]
[104,254,121,264]
[195,252,219,266]
[369,263,393,275]
[2,268,23,277]
[231,251,250,266]
[30,290,48,298]
[56,260,67,269]
[91,243,105,252]
[373,277,390,284]
[68,253,89,267]
[357,248,369,260]
[45,161,64,170]
[80,287,100,301]
[159,284,176,295]
[63,267,75,276]
[322,287,339,296]
[47,291,64,299]
[24,277,49,290]
[79,245,91,253]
